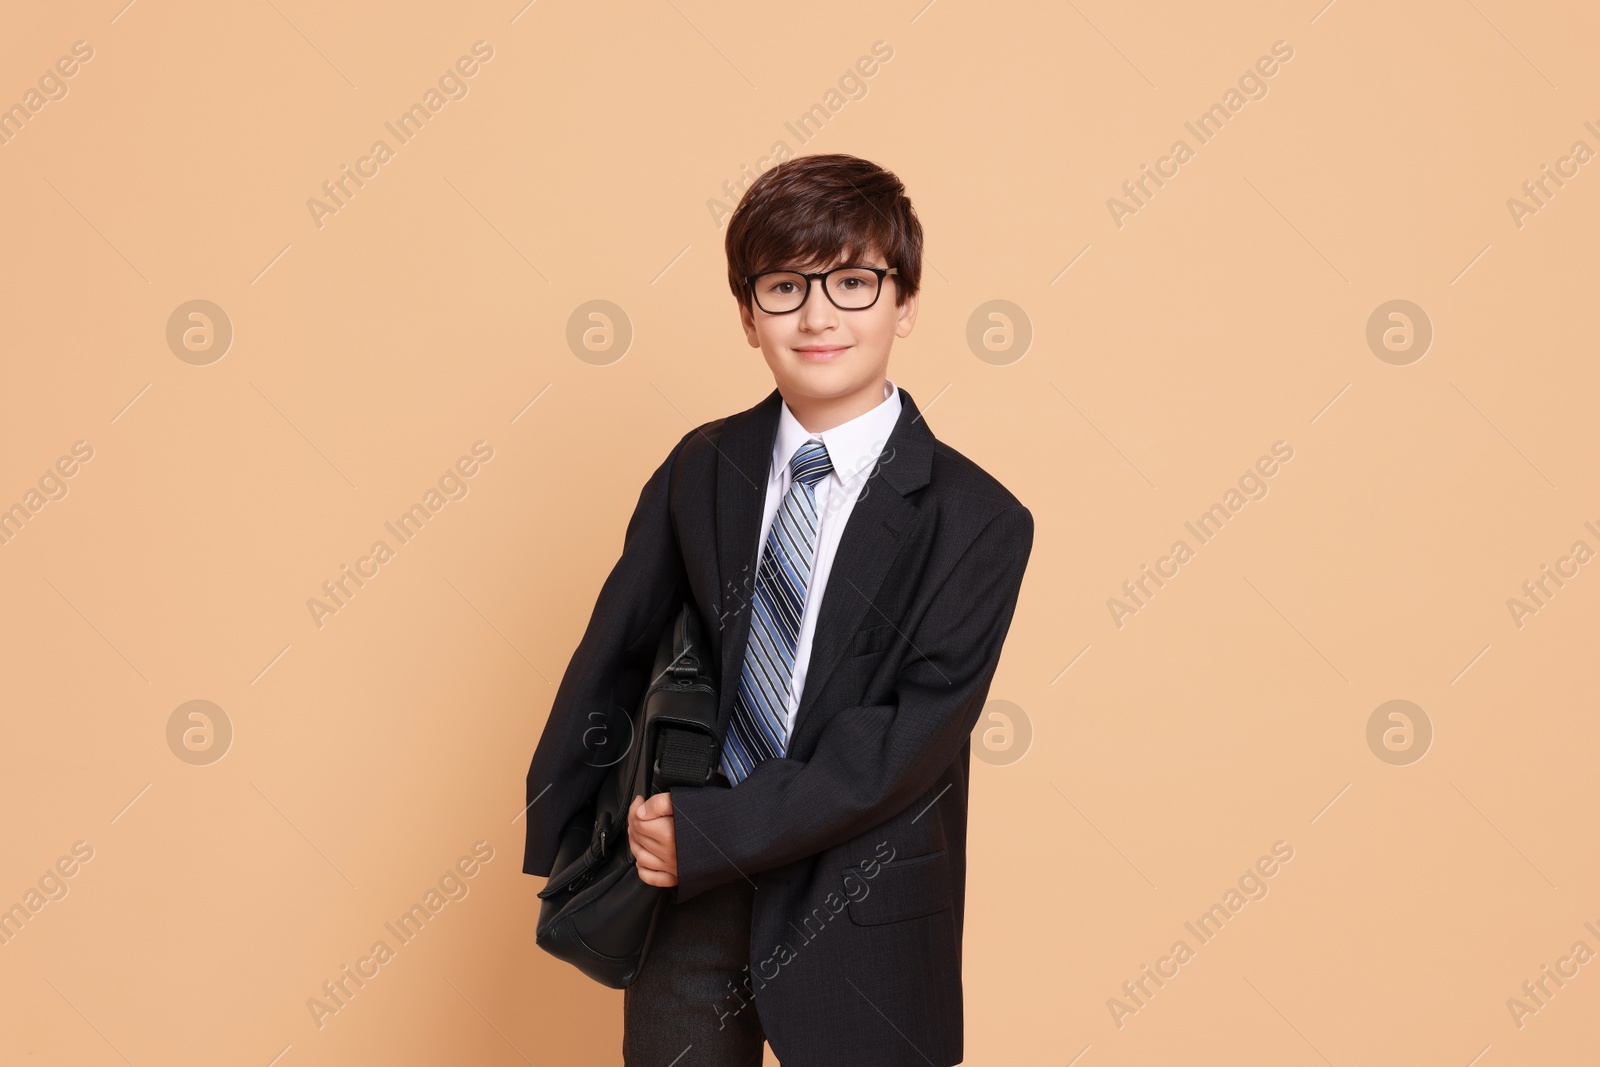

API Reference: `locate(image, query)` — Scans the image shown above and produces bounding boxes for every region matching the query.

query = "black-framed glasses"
[744,265,899,314]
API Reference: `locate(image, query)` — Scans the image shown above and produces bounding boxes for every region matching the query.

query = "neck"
[783,377,889,433]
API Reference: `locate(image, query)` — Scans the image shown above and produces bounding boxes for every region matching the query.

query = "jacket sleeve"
[668,502,1034,903]
[521,429,693,878]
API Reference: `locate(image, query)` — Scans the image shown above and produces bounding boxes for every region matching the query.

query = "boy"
[522,153,1033,1066]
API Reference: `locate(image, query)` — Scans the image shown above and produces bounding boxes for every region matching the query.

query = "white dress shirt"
[755,376,902,751]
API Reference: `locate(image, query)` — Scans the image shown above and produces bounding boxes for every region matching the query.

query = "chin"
[799,376,880,402]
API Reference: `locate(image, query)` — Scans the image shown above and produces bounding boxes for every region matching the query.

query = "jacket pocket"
[844,621,896,659]
[842,849,952,926]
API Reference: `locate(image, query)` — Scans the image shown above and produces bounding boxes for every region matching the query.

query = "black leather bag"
[534,601,721,988]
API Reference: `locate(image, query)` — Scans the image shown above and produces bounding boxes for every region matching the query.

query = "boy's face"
[738,247,917,410]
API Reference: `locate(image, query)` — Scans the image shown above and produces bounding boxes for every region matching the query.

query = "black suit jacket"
[522,384,1033,1066]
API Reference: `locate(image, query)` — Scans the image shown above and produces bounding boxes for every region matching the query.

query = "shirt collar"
[772,377,902,491]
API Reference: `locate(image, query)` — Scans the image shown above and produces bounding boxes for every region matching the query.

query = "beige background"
[2,0,1597,1064]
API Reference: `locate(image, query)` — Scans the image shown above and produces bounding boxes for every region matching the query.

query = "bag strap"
[646,603,720,791]
[652,726,719,789]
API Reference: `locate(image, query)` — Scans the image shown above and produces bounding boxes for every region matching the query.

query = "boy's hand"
[628,793,678,887]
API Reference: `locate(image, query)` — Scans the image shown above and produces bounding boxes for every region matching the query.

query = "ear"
[739,299,761,347]
[894,291,918,339]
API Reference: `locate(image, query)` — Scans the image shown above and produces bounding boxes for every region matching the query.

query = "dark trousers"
[623,775,767,1067]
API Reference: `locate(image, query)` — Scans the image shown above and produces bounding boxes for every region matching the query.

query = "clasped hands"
[627,792,678,887]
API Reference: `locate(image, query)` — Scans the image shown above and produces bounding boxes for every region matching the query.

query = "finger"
[637,841,674,874]
[633,844,668,871]
[629,796,655,830]
[636,859,675,886]
[629,839,666,869]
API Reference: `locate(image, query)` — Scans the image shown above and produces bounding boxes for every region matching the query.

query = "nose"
[796,276,839,332]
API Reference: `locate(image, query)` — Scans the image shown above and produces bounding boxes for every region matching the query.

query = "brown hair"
[724,153,923,311]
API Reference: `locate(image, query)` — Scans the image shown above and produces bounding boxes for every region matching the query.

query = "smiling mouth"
[795,345,850,362]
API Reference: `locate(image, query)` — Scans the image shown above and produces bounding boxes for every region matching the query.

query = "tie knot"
[790,440,832,488]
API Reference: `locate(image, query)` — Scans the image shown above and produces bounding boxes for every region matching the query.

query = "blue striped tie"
[720,440,833,785]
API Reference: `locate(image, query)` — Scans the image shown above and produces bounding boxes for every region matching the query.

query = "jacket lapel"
[789,388,932,751]
[713,384,936,752]
[714,388,783,733]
